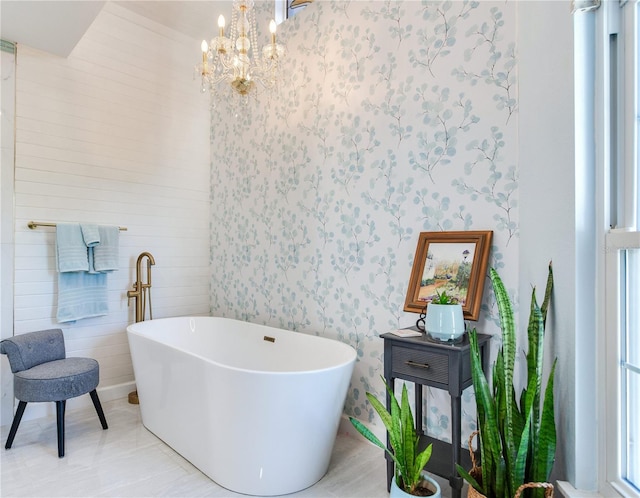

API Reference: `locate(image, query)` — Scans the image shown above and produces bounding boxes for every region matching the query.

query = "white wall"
[1,41,17,425]
[4,2,211,424]
[518,0,596,491]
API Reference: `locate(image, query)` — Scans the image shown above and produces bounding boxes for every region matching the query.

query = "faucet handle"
[127,282,139,303]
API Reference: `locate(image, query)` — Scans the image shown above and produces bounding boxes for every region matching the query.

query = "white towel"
[93,225,120,272]
[56,272,108,323]
[56,223,89,272]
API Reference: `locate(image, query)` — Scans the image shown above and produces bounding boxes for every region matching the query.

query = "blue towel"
[56,272,108,323]
[81,224,102,274]
[87,247,97,274]
[56,223,89,272]
[80,224,100,247]
[93,225,120,272]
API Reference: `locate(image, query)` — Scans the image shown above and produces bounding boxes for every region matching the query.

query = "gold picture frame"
[404,231,493,321]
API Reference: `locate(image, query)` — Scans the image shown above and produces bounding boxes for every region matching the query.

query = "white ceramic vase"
[390,472,442,497]
[425,303,465,342]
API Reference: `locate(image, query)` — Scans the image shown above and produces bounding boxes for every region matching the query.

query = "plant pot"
[465,476,555,498]
[425,303,465,342]
[390,472,442,497]
[463,466,554,498]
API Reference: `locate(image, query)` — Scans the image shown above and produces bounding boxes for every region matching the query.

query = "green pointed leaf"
[541,262,554,327]
[349,417,402,471]
[528,294,545,413]
[457,464,482,493]
[382,380,402,458]
[366,392,397,452]
[490,268,518,493]
[495,457,507,498]
[363,387,404,482]
[349,417,386,450]
[470,330,502,496]
[400,383,415,482]
[413,444,433,486]
[533,360,557,483]
[514,408,532,489]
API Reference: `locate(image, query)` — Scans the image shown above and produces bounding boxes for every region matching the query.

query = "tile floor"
[1,398,452,497]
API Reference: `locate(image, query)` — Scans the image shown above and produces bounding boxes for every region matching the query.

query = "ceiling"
[114,1,234,42]
[0,1,234,57]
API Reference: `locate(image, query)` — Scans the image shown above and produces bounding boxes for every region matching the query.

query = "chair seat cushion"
[14,358,99,402]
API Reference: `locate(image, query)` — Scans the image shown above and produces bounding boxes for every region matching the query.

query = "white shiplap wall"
[1,42,17,427]
[10,3,210,421]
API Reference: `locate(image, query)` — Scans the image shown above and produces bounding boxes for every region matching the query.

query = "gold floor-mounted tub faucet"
[127,251,156,324]
[127,251,155,405]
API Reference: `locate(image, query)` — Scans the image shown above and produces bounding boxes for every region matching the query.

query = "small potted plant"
[425,290,465,342]
[349,379,441,497]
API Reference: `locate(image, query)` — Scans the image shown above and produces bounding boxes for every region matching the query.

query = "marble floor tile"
[1,398,453,498]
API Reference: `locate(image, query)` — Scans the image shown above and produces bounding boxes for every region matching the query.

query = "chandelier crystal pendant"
[196,0,285,100]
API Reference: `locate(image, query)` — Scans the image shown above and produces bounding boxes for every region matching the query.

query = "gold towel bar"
[28,221,128,231]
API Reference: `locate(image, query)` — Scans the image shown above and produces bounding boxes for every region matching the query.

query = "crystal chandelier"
[196,0,284,100]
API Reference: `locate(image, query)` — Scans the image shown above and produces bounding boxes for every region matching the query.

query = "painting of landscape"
[404,231,492,320]
[418,242,477,305]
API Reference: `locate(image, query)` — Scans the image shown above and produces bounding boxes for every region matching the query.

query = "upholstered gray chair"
[0,328,108,457]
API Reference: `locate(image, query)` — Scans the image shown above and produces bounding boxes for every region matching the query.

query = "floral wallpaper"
[209,0,518,441]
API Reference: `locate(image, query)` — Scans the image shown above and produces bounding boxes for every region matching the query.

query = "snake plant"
[457,264,556,498]
[349,379,433,495]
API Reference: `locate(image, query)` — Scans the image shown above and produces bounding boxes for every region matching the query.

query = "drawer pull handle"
[406,360,430,369]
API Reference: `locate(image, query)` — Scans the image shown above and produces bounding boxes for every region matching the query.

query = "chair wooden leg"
[56,400,65,458]
[5,401,27,450]
[89,390,108,430]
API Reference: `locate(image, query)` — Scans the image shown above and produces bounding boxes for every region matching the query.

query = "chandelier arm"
[214,53,236,72]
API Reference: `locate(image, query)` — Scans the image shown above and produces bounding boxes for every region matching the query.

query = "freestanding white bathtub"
[126,316,356,496]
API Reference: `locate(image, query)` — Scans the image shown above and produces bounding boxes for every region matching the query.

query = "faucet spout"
[136,252,156,287]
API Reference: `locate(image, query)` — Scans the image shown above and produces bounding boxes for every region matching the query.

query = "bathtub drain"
[263,336,275,343]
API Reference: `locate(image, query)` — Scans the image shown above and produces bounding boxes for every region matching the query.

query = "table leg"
[415,383,423,436]
[385,377,395,492]
[451,393,462,498]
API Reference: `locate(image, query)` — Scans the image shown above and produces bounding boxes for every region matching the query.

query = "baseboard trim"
[557,481,610,498]
[97,381,137,403]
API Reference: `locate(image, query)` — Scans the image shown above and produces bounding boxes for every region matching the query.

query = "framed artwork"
[404,231,493,321]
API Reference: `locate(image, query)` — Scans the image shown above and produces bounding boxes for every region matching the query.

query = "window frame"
[605,232,640,497]
[600,0,639,496]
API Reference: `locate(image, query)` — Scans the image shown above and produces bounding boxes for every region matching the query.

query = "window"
[607,239,640,496]
[603,0,639,496]
[622,248,639,487]
[274,0,314,23]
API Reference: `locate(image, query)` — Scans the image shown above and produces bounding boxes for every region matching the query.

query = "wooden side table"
[381,329,490,498]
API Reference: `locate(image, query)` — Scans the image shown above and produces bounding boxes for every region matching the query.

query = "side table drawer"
[391,346,449,384]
